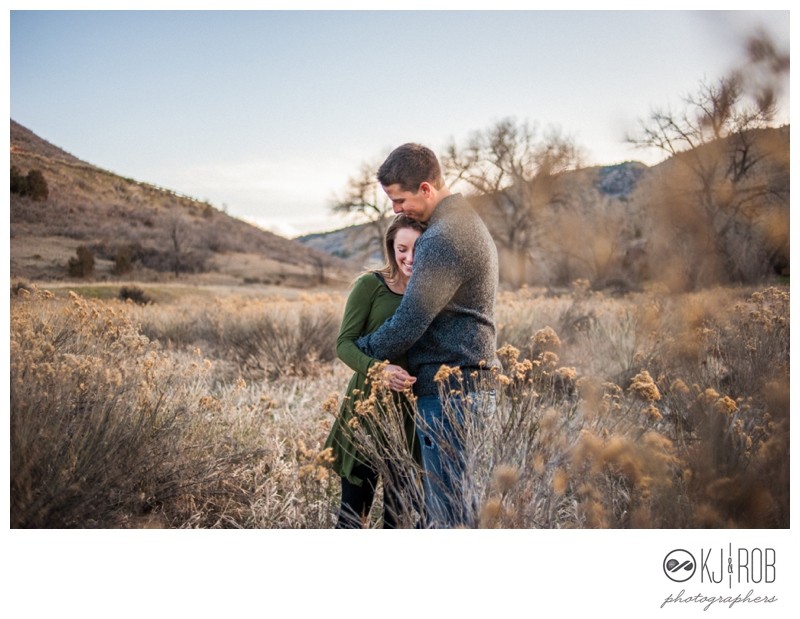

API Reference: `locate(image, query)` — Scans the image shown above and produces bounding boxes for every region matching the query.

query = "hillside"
[298,221,385,267]
[9,120,358,287]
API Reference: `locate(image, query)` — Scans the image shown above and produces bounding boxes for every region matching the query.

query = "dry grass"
[10,286,342,528]
[9,280,789,528]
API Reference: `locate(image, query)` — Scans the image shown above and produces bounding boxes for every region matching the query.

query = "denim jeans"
[416,389,496,528]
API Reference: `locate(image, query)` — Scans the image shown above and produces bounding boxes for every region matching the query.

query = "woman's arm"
[336,275,379,377]
[336,275,416,390]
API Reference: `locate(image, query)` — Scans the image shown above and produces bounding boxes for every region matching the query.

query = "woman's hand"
[382,364,416,392]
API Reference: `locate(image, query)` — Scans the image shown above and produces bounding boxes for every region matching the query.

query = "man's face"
[383,183,435,222]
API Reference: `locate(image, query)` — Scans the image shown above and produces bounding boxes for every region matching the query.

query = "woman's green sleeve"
[336,276,379,377]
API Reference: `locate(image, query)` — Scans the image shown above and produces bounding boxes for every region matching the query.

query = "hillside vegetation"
[10,120,357,287]
[301,125,789,292]
[307,63,791,292]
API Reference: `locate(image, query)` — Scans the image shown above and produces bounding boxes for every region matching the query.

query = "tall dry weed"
[338,284,788,528]
[132,293,341,380]
[11,281,787,528]
[10,287,341,528]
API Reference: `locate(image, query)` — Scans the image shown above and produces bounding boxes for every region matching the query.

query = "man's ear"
[419,181,433,197]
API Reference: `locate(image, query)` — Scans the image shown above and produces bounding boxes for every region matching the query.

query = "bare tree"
[312,253,327,286]
[442,117,583,285]
[166,213,209,277]
[330,160,393,263]
[169,215,186,278]
[628,31,789,288]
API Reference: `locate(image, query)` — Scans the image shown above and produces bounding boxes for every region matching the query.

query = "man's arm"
[356,235,462,361]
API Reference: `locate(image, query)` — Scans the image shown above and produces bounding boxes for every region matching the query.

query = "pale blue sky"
[10,9,790,236]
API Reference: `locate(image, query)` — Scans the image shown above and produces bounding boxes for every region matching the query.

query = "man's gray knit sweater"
[356,193,500,396]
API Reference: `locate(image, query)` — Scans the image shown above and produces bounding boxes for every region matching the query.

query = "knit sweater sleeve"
[336,275,379,376]
[356,233,462,361]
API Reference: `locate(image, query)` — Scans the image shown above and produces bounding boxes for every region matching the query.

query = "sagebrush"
[9,281,788,528]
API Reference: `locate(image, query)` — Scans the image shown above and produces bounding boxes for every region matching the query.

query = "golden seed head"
[628,370,661,402]
[552,468,569,495]
[714,395,738,415]
[531,326,562,352]
[493,465,520,494]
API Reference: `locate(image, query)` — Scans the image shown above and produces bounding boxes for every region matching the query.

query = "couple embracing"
[324,143,500,529]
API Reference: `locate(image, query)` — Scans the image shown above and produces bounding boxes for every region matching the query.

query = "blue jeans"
[416,390,496,528]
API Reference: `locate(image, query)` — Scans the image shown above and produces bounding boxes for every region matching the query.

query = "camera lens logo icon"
[663,549,696,582]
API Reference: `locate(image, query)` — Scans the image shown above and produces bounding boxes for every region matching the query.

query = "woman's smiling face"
[393,226,421,279]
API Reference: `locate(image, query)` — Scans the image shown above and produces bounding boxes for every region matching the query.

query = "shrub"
[11,290,182,526]
[135,294,341,380]
[344,285,789,528]
[27,169,49,201]
[10,280,34,296]
[10,166,49,201]
[119,286,152,305]
[10,283,787,529]
[10,166,27,195]
[9,290,290,527]
[67,246,95,277]
[113,249,135,275]
[136,245,210,276]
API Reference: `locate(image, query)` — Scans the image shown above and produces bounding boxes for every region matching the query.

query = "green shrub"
[10,166,49,201]
[119,286,152,305]
[113,248,135,275]
[27,169,49,200]
[10,166,27,195]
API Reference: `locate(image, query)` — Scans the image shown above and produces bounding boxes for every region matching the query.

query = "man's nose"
[392,203,403,214]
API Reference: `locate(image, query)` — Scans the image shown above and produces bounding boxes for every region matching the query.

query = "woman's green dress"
[324,272,419,486]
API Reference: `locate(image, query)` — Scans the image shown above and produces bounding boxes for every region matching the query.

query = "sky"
[9,7,791,237]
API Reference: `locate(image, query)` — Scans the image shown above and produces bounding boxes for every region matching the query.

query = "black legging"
[335,462,415,529]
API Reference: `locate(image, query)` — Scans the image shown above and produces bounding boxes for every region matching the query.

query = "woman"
[324,214,425,528]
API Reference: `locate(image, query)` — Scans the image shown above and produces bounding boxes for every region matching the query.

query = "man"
[356,142,500,527]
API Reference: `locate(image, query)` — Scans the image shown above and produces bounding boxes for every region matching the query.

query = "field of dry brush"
[10,280,789,528]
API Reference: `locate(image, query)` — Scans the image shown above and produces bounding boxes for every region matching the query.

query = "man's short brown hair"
[377,143,444,192]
